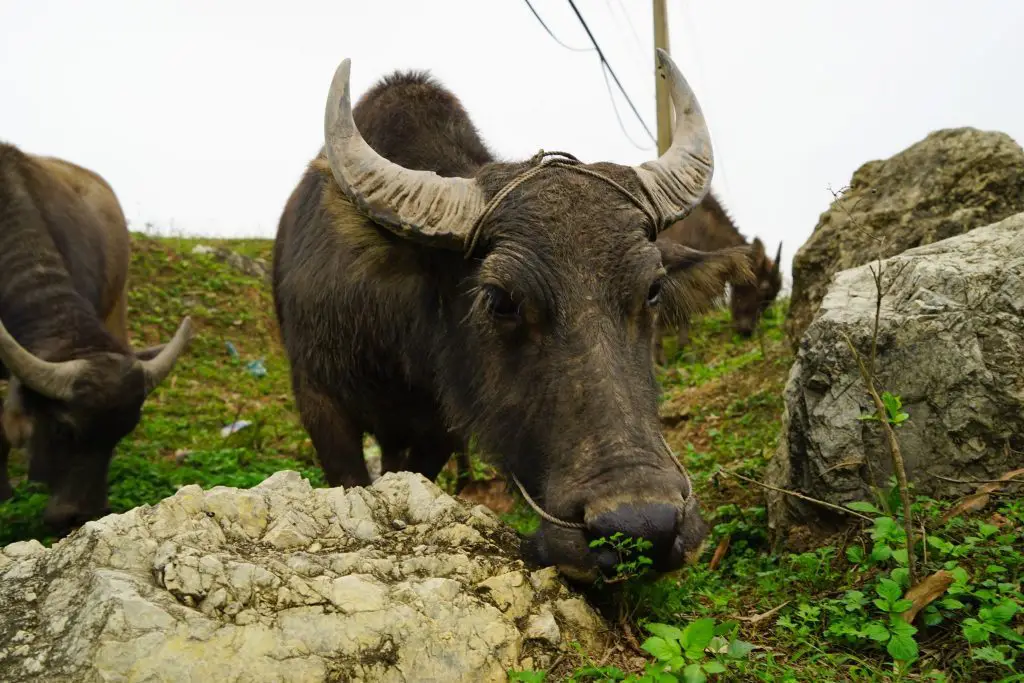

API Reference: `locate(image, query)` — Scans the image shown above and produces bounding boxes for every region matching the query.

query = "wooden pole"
[653,0,673,155]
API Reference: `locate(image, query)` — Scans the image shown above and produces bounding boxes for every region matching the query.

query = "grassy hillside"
[2,235,1021,682]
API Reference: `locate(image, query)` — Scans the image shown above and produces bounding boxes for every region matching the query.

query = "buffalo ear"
[750,236,767,263]
[655,240,755,329]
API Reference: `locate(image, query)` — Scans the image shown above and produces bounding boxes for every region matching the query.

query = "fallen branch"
[709,535,731,571]
[901,570,954,624]
[737,600,791,626]
[931,472,1024,486]
[716,468,873,522]
[938,466,1024,524]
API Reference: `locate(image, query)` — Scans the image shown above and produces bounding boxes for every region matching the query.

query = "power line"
[520,0,657,150]
[564,0,657,146]
[521,0,593,52]
[608,0,648,61]
[598,61,656,151]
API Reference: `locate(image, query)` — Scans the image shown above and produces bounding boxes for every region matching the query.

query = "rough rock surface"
[192,244,271,282]
[767,214,1024,540]
[0,471,610,682]
[785,127,1024,348]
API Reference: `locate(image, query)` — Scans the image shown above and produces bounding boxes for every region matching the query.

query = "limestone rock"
[785,127,1024,348]
[767,214,1024,540]
[191,244,270,282]
[0,471,610,682]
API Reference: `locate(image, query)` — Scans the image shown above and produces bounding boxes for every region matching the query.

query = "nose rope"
[463,149,661,259]
[510,472,586,530]
[508,437,693,531]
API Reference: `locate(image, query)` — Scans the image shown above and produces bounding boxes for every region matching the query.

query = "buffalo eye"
[483,285,521,322]
[646,279,664,307]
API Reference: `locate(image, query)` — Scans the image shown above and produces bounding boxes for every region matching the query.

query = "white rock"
[0,471,606,681]
[524,606,561,645]
[768,213,1024,537]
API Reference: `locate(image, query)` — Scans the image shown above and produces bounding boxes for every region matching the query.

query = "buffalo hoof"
[43,501,111,533]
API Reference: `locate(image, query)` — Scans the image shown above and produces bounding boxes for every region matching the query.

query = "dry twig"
[736,600,791,627]
[842,331,917,584]
[716,468,873,522]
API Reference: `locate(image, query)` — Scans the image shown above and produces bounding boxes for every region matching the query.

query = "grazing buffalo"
[655,191,782,362]
[272,50,753,582]
[0,143,193,531]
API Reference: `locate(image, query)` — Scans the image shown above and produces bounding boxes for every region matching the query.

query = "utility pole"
[652,0,673,155]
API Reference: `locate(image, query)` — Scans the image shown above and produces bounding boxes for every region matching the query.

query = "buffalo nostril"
[594,548,621,577]
[587,502,681,573]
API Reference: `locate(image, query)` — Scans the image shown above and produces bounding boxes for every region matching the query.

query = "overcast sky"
[3,1,1023,280]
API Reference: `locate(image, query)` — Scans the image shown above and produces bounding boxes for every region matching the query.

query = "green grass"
[2,236,1022,682]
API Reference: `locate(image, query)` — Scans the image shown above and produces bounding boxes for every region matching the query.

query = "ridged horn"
[633,48,715,232]
[138,317,193,395]
[323,58,487,250]
[771,242,783,279]
[0,316,86,402]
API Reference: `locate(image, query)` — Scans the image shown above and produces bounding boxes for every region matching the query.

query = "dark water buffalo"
[0,142,193,531]
[272,50,753,582]
[655,191,782,362]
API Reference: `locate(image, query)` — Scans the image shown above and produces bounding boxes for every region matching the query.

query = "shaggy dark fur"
[0,142,169,531]
[273,69,751,581]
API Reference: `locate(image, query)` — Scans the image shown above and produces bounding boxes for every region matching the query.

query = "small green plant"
[857,390,910,426]
[637,618,754,682]
[589,532,656,583]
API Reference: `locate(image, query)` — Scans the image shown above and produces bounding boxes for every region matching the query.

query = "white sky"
[3,1,1023,280]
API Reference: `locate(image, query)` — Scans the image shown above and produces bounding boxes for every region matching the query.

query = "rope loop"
[464,149,659,259]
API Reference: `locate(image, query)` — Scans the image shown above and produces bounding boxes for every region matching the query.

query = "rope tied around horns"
[463,150,661,259]
[462,150,695,530]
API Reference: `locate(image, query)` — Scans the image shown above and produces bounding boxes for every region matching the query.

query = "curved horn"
[138,317,193,395]
[323,59,487,250]
[771,241,783,278]
[0,317,85,401]
[633,48,714,231]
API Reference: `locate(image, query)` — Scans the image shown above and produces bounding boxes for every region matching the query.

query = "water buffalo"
[0,142,193,531]
[655,191,782,362]
[272,50,753,582]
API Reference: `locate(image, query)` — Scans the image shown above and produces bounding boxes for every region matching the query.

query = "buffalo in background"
[655,191,782,364]
[0,143,193,531]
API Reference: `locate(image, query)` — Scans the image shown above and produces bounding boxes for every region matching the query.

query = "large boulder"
[0,471,609,682]
[785,127,1024,349]
[766,213,1024,541]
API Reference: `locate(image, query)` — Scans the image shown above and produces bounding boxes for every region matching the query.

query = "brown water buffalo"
[0,142,193,531]
[654,191,782,363]
[272,50,753,582]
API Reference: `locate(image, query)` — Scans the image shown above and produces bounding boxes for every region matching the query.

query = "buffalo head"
[729,237,782,337]
[0,317,192,531]
[319,50,754,582]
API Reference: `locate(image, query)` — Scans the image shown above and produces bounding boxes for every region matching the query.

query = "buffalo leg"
[454,451,472,494]
[410,432,463,484]
[0,433,10,502]
[675,320,691,351]
[293,376,369,488]
[0,399,10,502]
[376,434,409,476]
